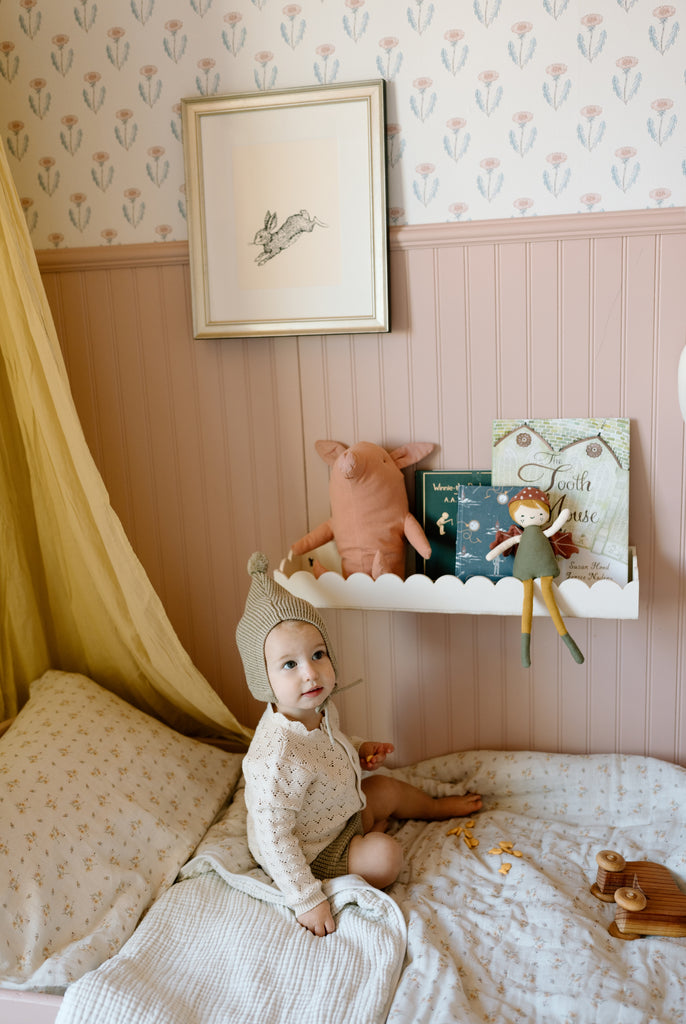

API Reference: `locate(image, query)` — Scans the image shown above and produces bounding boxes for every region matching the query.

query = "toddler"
[236,552,482,937]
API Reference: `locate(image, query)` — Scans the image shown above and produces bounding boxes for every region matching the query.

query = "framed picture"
[182,80,389,339]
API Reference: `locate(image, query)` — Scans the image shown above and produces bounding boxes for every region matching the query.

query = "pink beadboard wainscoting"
[37,208,686,767]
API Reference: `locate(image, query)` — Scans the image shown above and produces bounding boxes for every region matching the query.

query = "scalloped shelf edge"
[274,548,639,619]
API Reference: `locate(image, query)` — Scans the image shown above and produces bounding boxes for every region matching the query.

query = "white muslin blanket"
[56,749,686,1024]
[55,781,407,1024]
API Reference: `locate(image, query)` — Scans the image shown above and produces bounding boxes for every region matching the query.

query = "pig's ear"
[314,440,348,465]
[389,442,435,470]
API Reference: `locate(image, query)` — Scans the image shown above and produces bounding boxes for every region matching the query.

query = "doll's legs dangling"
[520,579,534,667]
[540,576,584,664]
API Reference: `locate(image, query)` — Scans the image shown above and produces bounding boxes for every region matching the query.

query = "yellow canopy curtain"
[0,141,251,745]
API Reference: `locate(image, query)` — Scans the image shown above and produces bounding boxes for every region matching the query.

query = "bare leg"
[347,776,482,889]
[361,774,482,833]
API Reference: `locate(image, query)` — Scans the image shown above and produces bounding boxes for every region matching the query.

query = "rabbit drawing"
[252,209,327,265]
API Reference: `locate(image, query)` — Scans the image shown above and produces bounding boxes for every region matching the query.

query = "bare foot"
[435,792,483,819]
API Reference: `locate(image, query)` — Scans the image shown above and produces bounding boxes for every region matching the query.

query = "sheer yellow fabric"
[0,141,251,744]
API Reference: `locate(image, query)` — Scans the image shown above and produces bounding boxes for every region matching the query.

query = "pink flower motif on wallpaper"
[37,155,59,196]
[577,14,606,62]
[123,186,145,228]
[29,78,50,119]
[114,108,137,151]
[146,146,169,188]
[254,50,277,91]
[476,70,502,116]
[69,191,90,233]
[613,56,641,104]
[649,187,671,206]
[448,201,469,221]
[19,0,41,40]
[509,21,536,70]
[139,66,161,107]
[377,36,402,80]
[91,151,113,192]
[411,77,436,122]
[21,194,37,233]
[577,105,605,151]
[543,63,570,110]
[543,151,570,197]
[222,14,246,58]
[60,114,82,156]
[388,206,405,226]
[477,157,503,202]
[196,57,220,96]
[0,41,19,84]
[164,21,187,64]
[106,27,129,70]
[281,5,305,50]
[509,111,536,156]
[444,117,470,162]
[580,192,602,211]
[441,29,468,76]
[650,6,679,54]
[611,146,639,193]
[413,162,438,207]
[647,98,676,145]
[513,197,534,215]
[83,72,105,114]
[314,43,338,84]
[7,119,28,161]
[51,35,73,77]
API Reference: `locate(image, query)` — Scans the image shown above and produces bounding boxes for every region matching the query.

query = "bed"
[2,671,685,1023]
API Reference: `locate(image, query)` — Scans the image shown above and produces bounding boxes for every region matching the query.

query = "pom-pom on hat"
[509,486,550,510]
[235,552,339,703]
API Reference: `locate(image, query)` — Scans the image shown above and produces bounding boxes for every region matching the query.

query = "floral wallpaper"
[0,0,683,248]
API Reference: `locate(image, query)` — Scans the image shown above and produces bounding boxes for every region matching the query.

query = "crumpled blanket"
[55,781,407,1024]
[381,750,686,1024]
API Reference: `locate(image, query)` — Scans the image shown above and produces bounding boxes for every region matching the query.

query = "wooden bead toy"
[591,849,686,940]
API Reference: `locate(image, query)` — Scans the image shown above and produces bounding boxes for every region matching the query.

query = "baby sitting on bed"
[235,552,482,937]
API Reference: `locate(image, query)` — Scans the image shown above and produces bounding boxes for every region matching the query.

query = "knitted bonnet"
[235,552,339,703]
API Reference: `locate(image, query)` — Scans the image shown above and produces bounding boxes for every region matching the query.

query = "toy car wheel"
[614,886,647,911]
[596,849,626,872]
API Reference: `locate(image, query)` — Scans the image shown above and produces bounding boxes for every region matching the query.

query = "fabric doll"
[486,486,584,668]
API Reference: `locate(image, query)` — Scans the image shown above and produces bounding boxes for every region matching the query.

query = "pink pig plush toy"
[289,440,434,579]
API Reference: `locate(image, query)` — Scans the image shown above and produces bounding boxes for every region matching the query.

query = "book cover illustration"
[491,418,630,586]
[454,485,518,581]
[415,470,491,579]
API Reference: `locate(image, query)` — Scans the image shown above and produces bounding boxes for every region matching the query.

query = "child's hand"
[297,899,336,936]
[358,741,394,771]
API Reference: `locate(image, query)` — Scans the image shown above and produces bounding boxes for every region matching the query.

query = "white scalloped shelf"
[274,548,639,619]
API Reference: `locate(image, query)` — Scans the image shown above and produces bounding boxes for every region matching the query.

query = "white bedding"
[55,750,686,1024]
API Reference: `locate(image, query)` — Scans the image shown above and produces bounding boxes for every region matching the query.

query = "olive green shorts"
[309,811,364,880]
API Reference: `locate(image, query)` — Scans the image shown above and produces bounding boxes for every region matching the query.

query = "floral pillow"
[0,670,243,992]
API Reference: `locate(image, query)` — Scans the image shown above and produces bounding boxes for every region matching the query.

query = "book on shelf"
[454,485,518,581]
[414,469,491,579]
[491,418,630,585]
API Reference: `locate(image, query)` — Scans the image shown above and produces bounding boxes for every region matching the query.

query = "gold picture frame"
[182,80,388,339]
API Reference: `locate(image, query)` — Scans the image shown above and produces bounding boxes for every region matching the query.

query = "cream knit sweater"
[242,702,365,915]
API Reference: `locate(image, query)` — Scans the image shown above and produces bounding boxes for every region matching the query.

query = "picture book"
[414,470,491,579]
[454,485,517,582]
[491,418,630,585]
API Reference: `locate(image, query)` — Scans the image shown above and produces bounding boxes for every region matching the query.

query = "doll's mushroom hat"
[235,551,339,703]
[509,486,550,510]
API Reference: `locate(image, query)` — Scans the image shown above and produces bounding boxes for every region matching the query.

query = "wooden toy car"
[591,849,686,940]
